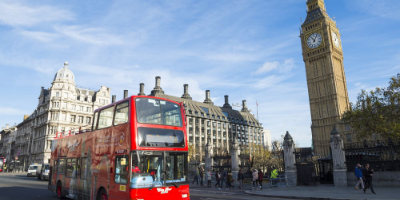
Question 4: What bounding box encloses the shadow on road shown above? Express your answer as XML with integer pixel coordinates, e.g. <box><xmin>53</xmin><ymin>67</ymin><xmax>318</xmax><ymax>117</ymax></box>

<box><xmin>0</xmin><ymin>186</ymin><xmax>57</xmax><ymax>200</ymax></box>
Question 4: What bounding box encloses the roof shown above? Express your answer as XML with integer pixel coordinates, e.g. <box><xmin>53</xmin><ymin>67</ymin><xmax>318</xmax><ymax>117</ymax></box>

<box><xmin>303</xmin><ymin>8</ymin><xmax>325</xmax><ymax>25</ymax></box>
<box><xmin>152</xmin><ymin>93</ymin><xmax>262</xmax><ymax>128</ymax></box>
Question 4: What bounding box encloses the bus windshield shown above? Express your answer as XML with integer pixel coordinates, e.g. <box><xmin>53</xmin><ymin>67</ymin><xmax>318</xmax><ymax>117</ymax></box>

<box><xmin>136</xmin><ymin>98</ymin><xmax>182</xmax><ymax>127</ymax></box>
<box><xmin>0</xmin><ymin>158</ymin><xmax>3</xmax><ymax>166</ymax></box>
<box><xmin>130</xmin><ymin>151</ymin><xmax>188</xmax><ymax>189</ymax></box>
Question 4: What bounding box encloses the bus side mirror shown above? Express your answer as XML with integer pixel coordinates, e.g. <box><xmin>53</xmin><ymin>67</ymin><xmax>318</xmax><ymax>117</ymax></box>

<box><xmin>110</xmin><ymin>167</ymin><xmax>113</xmax><ymax>174</ymax></box>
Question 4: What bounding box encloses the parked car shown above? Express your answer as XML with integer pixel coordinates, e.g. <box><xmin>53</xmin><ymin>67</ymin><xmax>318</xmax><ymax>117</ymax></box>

<box><xmin>27</xmin><ymin>164</ymin><xmax>39</xmax><ymax>177</ymax></box>
<box><xmin>37</xmin><ymin>163</ymin><xmax>50</xmax><ymax>180</ymax></box>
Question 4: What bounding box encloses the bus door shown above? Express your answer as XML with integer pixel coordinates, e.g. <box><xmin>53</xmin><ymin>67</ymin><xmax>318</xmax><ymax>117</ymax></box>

<box><xmin>64</xmin><ymin>158</ymin><xmax>77</xmax><ymax>198</ymax></box>
<box><xmin>110</xmin><ymin>155</ymin><xmax>130</xmax><ymax>199</ymax></box>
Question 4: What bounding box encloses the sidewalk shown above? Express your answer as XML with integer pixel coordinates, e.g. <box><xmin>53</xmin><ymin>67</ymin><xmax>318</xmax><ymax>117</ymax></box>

<box><xmin>245</xmin><ymin>185</ymin><xmax>398</xmax><ymax>200</ymax></box>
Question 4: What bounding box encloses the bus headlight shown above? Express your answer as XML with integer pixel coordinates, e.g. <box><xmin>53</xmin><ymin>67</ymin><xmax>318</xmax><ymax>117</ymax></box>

<box><xmin>182</xmin><ymin>194</ymin><xmax>189</xmax><ymax>198</ymax></box>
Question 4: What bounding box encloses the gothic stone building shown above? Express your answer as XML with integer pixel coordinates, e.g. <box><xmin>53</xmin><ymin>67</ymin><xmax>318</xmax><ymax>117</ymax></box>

<box><xmin>142</xmin><ymin>76</ymin><xmax>265</xmax><ymax>161</ymax></box>
<box><xmin>17</xmin><ymin>62</ymin><xmax>111</xmax><ymax>164</ymax></box>
<box><xmin>300</xmin><ymin>0</ymin><xmax>352</xmax><ymax>156</ymax></box>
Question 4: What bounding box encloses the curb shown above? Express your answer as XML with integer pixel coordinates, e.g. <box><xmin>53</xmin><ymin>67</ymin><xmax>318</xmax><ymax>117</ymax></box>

<box><xmin>244</xmin><ymin>191</ymin><xmax>363</xmax><ymax>200</ymax></box>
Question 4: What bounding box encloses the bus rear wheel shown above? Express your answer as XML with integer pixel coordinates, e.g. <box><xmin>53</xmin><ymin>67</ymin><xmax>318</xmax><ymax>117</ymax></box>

<box><xmin>57</xmin><ymin>183</ymin><xmax>64</xmax><ymax>199</ymax></box>
<box><xmin>98</xmin><ymin>189</ymin><xmax>108</xmax><ymax>200</ymax></box>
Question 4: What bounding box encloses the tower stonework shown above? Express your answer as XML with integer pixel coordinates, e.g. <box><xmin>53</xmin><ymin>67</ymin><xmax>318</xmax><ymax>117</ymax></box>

<box><xmin>300</xmin><ymin>0</ymin><xmax>350</xmax><ymax>156</ymax></box>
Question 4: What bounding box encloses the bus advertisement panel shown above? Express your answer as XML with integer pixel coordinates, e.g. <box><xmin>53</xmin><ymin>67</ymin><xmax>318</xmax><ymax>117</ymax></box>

<box><xmin>48</xmin><ymin>96</ymin><xmax>189</xmax><ymax>200</ymax></box>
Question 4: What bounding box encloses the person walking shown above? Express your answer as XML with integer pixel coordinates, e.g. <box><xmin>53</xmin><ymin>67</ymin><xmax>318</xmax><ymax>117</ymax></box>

<box><xmin>192</xmin><ymin>168</ymin><xmax>199</xmax><ymax>185</ymax></box>
<box><xmin>215</xmin><ymin>171</ymin><xmax>221</xmax><ymax>188</ymax></box>
<box><xmin>238</xmin><ymin>169</ymin><xmax>245</xmax><ymax>190</ymax></box>
<box><xmin>363</xmin><ymin>164</ymin><xmax>376</xmax><ymax>194</ymax></box>
<box><xmin>226</xmin><ymin>172</ymin><xmax>233</xmax><ymax>190</ymax></box>
<box><xmin>206</xmin><ymin>169</ymin><xmax>212</xmax><ymax>188</ymax></box>
<box><xmin>257</xmin><ymin>169</ymin><xmax>264</xmax><ymax>190</ymax></box>
<box><xmin>220</xmin><ymin>169</ymin><xmax>228</xmax><ymax>189</ymax></box>
<box><xmin>252</xmin><ymin>169</ymin><xmax>259</xmax><ymax>190</ymax></box>
<box><xmin>354</xmin><ymin>163</ymin><xmax>364</xmax><ymax>190</ymax></box>
<box><xmin>270</xmin><ymin>167</ymin><xmax>278</xmax><ymax>186</ymax></box>
<box><xmin>199</xmin><ymin>166</ymin><xmax>205</xmax><ymax>186</ymax></box>
<box><xmin>3</xmin><ymin>164</ymin><xmax>7</xmax><ymax>173</ymax></box>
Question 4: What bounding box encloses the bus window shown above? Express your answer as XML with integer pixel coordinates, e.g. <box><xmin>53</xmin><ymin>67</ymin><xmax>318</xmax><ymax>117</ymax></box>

<box><xmin>115</xmin><ymin>155</ymin><xmax>129</xmax><ymax>184</ymax></box>
<box><xmin>98</xmin><ymin>106</ymin><xmax>114</xmax><ymax>129</ymax></box>
<box><xmin>76</xmin><ymin>158</ymin><xmax>80</xmax><ymax>178</ymax></box>
<box><xmin>114</xmin><ymin>101</ymin><xmax>129</xmax><ymax>126</ymax></box>
<box><xmin>136</xmin><ymin>98</ymin><xmax>182</xmax><ymax>127</ymax></box>
<box><xmin>58</xmin><ymin>158</ymin><xmax>66</xmax><ymax>174</ymax></box>
<box><xmin>80</xmin><ymin>158</ymin><xmax>87</xmax><ymax>179</ymax></box>
<box><xmin>66</xmin><ymin>158</ymin><xmax>76</xmax><ymax>178</ymax></box>
<box><xmin>92</xmin><ymin>111</ymin><xmax>99</xmax><ymax>130</ymax></box>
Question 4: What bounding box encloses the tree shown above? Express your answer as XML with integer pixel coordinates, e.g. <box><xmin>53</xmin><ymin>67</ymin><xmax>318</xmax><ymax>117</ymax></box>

<box><xmin>252</xmin><ymin>145</ymin><xmax>271</xmax><ymax>173</ymax></box>
<box><xmin>342</xmin><ymin>74</ymin><xmax>400</xmax><ymax>141</ymax></box>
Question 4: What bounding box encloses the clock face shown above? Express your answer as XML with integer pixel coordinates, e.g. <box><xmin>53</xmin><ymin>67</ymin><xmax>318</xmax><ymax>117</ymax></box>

<box><xmin>332</xmin><ymin>31</ymin><xmax>340</xmax><ymax>47</ymax></box>
<box><xmin>307</xmin><ymin>33</ymin><xmax>322</xmax><ymax>49</ymax></box>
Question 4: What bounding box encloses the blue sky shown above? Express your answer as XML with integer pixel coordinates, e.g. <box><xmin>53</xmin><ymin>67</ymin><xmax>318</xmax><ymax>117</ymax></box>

<box><xmin>0</xmin><ymin>0</ymin><xmax>399</xmax><ymax>147</ymax></box>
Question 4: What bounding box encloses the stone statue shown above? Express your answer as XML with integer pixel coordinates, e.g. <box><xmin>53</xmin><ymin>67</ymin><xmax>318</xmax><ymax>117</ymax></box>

<box><xmin>329</xmin><ymin>126</ymin><xmax>348</xmax><ymax>187</ymax></box>
<box><xmin>282</xmin><ymin>131</ymin><xmax>297</xmax><ymax>186</ymax></box>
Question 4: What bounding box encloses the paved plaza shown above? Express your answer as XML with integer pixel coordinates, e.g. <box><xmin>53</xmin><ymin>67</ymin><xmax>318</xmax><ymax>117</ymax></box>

<box><xmin>245</xmin><ymin>185</ymin><xmax>399</xmax><ymax>200</ymax></box>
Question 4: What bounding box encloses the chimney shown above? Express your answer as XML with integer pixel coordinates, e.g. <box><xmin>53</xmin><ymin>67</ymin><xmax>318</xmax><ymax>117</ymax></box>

<box><xmin>112</xmin><ymin>95</ymin><xmax>116</xmax><ymax>103</ymax></box>
<box><xmin>181</xmin><ymin>84</ymin><xmax>192</xmax><ymax>100</ymax></box>
<box><xmin>223</xmin><ymin>95</ymin><xmax>232</xmax><ymax>109</ymax></box>
<box><xmin>123</xmin><ymin>90</ymin><xmax>128</xmax><ymax>99</ymax></box>
<box><xmin>241</xmin><ymin>100</ymin><xmax>249</xmax><ymax>112</ymax></box>
<box><xmin>150</xmin><ymin>76</ymin><xmax>164</xmax><ymax>96</ymax></box>
<box><xmin>203</xmin><ymin>90</ymin><xmax>213</xmax><ymax>105</ymax></box>
<box><xmin>6</xmin><ymin>124</ymin><xmax>9</xmax><ymax>129</ymax></box>
<box><xmin>138</xmin><ymin>83</ymin><xmax>146</xmax><ymax>96</ymax></box>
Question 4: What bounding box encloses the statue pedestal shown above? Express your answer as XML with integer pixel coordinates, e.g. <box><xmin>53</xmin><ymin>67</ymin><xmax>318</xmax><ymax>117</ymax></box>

<box><xmin>285</xmin><ymin>169</ymin><xmax>297</xmax><ymax>187</ymax></box>
<box><xmin>333</xmin><ymin>168</ymin><xmax>348</xmax><ymax>187</ymax></box>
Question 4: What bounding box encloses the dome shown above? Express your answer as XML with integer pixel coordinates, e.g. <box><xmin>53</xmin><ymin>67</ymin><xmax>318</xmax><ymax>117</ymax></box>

<box><xmin>53</xmin><ymin>61</ymin><xmax>75</xmax><ymax>84</ymax></box>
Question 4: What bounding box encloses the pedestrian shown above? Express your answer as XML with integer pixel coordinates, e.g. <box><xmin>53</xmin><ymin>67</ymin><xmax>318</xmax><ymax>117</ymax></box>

<box><xmin>238</xmin><ymin>169</ymin><xmax>245</xmax><ymax>190</ymax></box>
<box><xmin>270</xmin><ymin>167</ymin><xmax>278</xmax><ymax>186</ymax></box>
<box><xmin>354</xmin><ymin>163</ymin><xmax>364</xmax><ymax>190</ymax></box>
<box><xmin>192</xmin><ymin>168</ymin><xmax>199</xmax><ymax>185</ymax></box>
<box><xmin>252</xmin><ymin>169</ymin><xmax>258</xmax><ymax>190</ymax></box>
<box><xmin>363</xmin><ymin>163</ymin><xmax>376</xmax><ymax>194</ymax></box>
<box><xmin>226</xmin><ymin>172</ymin><xmax>233</xmax><ymax>190</ymax></box>
<box><xmin>199</xmin><ymin>166</ymin><xmax>205</xmax><ymax>186</ymax></box>
<box><xmin>215</xmin><ymin>171</ymin><xmax>221</xmax><ymax>188</ymax></box>
<box><xmin>3</xmin><ymin>164</ymin><xmax>7</xmax><ymax>173</ymax></box>
<box><xmin>257</xmin><ymin>169</ymin><xmax>264</xmax><ymax>190</ymax></box>
<box><xmin>220</xmin><ymin>169</ymin><xmax>228</xmax><ymax>189</ymax></box>
<box><xmin>206</xmin><ymin>169</ymin><xmax>212</xmax><ymax>188</ymax></box>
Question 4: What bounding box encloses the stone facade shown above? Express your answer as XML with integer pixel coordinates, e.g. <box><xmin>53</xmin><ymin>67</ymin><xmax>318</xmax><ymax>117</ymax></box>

<box><xmin>146</xmin><ymin>76</ymin><xmax>265</xmax><ymax>161</ymax></box>
<box><xmin>262</xmin><ymin>130</ymin><xmax>272</xmax><ymax>151</ymax></box>
<box><xmin>0</xmin><ymin>124</ymin><xmax>17</xmax><ymax>164</ymax></box>
<box><xmin>300</xmin><ymin>0</ymin><xmax>352</xmax><ymax>157</ymax></box>
<box><xmin>16</xmin><ymin>62</ymin><xmax>111</xmax><ymax>165</ymax></box>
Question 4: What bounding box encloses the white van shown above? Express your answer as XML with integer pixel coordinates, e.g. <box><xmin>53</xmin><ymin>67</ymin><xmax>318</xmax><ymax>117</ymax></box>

<box><xmin>27</xmin><ymin>164</ymin><xmax>39</xmax><ymax>177</ymax></box>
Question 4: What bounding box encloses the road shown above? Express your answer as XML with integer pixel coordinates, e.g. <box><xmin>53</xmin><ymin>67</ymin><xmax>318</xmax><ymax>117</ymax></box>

<box><xmin>0</xmin><ymin>173</ymin><xmax>295</xmax><ymax>200</ymax></box>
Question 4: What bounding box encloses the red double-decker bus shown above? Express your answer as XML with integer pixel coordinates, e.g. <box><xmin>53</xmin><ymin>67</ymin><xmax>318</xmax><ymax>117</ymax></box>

<box><xmin>48</xmin><ymin>96</ymin><xmax>189</xmax><ymax>200</ymax></box>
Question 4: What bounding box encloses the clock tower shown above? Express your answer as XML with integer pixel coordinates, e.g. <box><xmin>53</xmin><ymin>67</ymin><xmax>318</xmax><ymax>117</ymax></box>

<box><xmin>300</xmin><ymin>0</ymin><xmax>351</xmax><ymax>156</ymax></box>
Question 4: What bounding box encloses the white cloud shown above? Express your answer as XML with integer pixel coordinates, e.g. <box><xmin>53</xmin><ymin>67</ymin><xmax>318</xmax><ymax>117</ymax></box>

<box><xmin>54</xmin><ymin>25</ymin><xmax>125</xmax><ymax>46</ymax></box>
<box><xmin>256</xmin><ymin>59</ymin><xmax>295</xmax><ymax>74</ymax></box>
<box><xmin>0</xmin><ymin>1</ymin><xmax>73</xmax><ymax>27</ymax></box>
<box><xmin>18</xmin><ymin>30</ymin><xmax>59</xmax><ymax>42</ymax></box>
